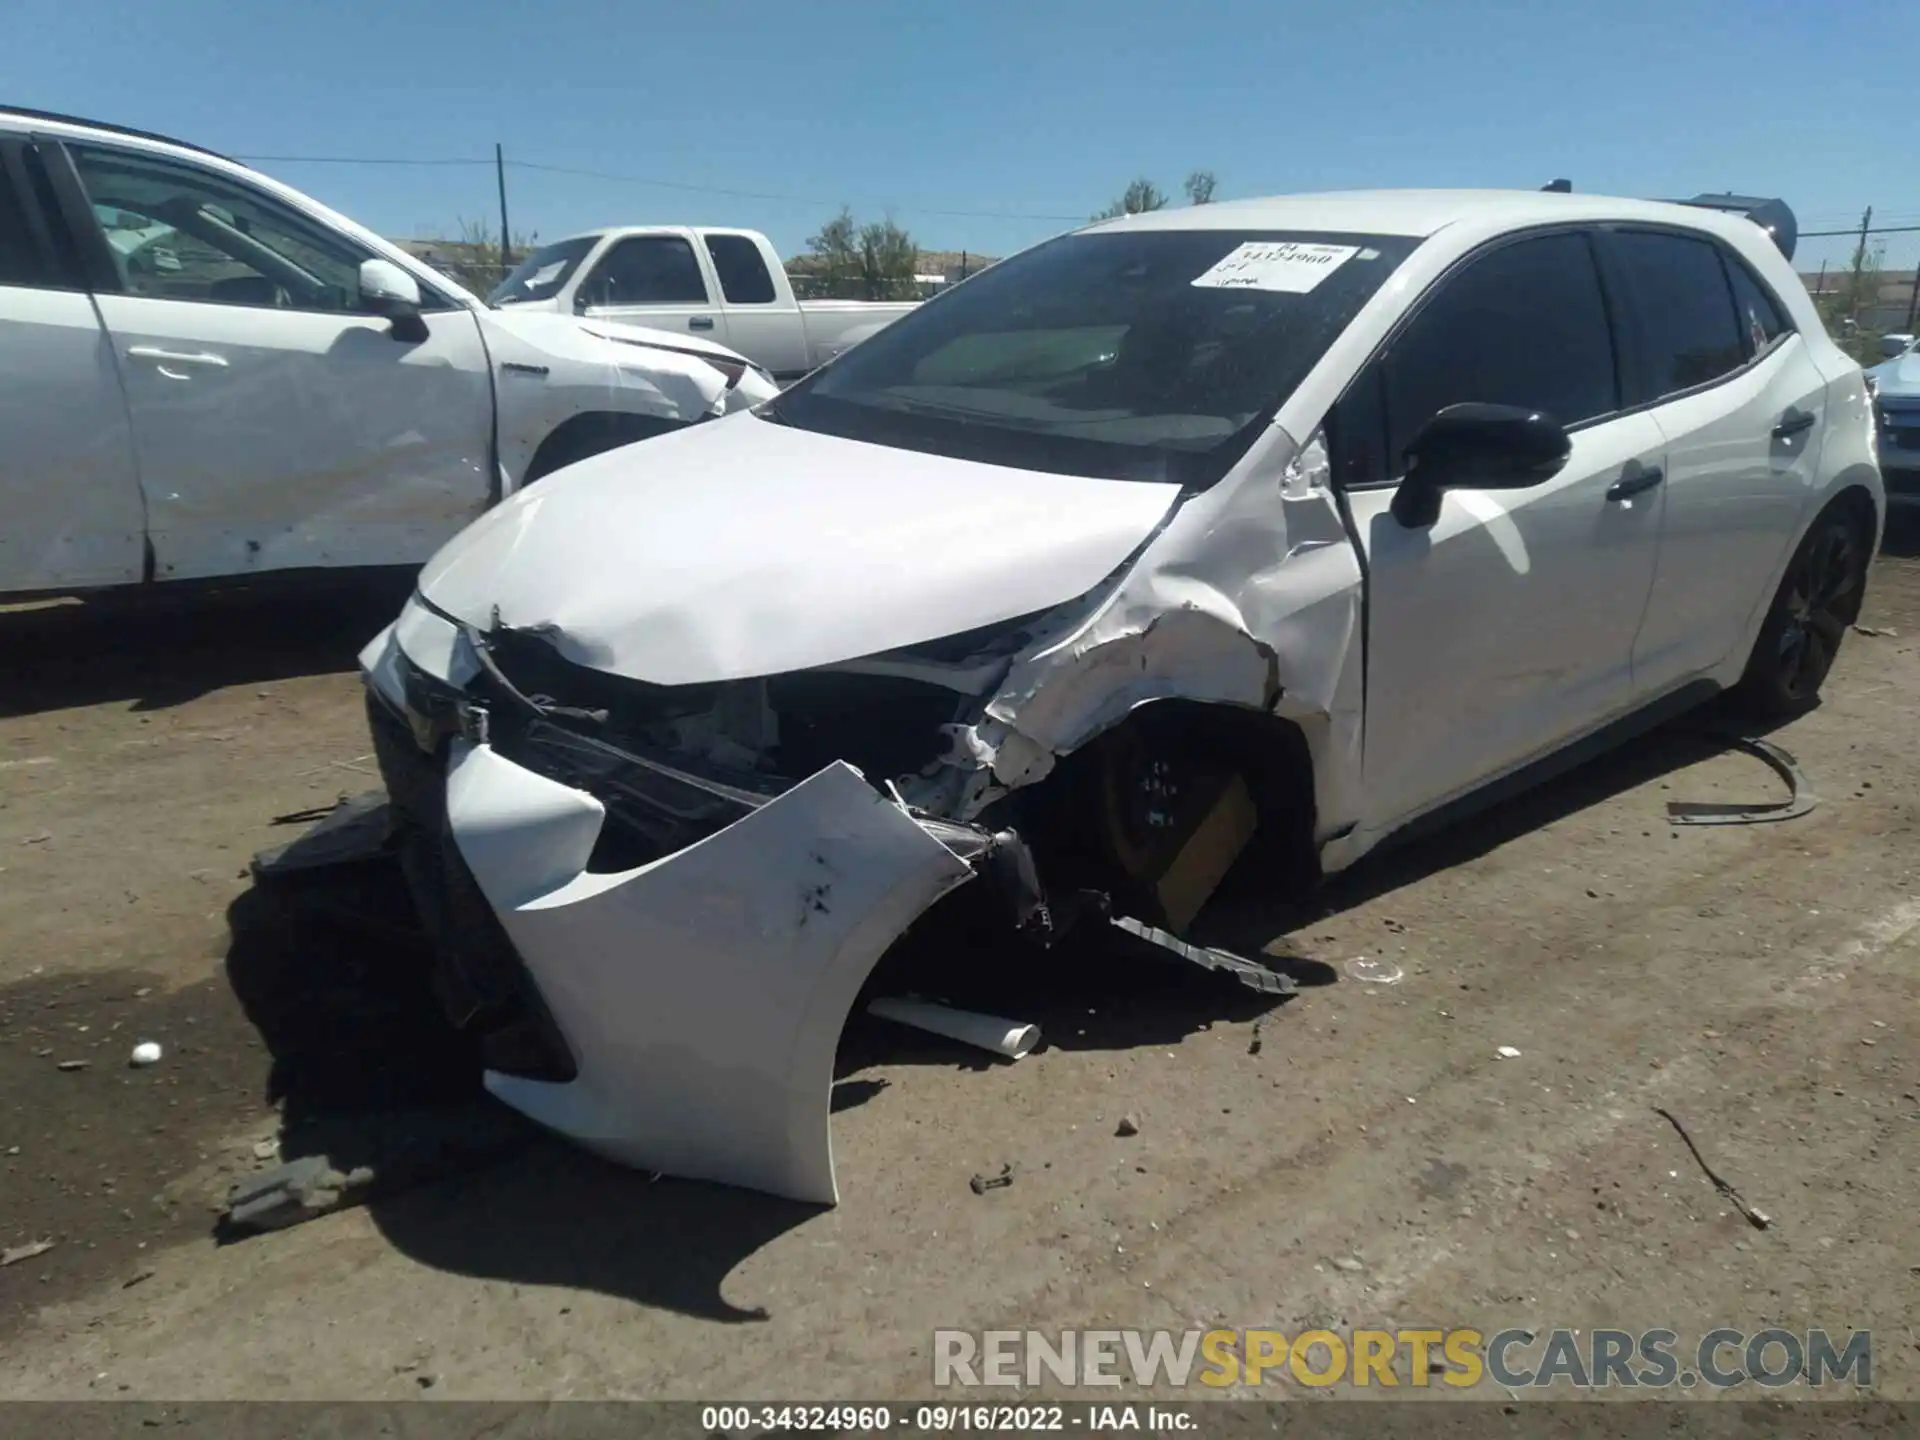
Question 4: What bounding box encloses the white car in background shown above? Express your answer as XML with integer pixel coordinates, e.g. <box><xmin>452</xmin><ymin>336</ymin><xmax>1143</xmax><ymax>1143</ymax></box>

<box><xmin>366</xmin><ymin>187</ymin><xmax>1881</xmax><ymax>1206</ymax></box>
<box><xmin>0</xmin><ymin>108</ymin><xmax>774</xmax><ymax>598</ymax></box>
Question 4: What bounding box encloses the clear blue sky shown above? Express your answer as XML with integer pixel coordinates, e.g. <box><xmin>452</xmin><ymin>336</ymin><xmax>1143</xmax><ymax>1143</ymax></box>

<box><xmin>7</xmin><ymin>0</ymin><xmax>1915</xmax><ymax>276</ymax></box>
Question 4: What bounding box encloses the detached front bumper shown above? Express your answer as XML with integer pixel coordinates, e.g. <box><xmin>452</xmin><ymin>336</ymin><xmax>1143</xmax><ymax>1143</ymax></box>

<box><xmin>360</xmin><ymin>603</ymin><xmax>1002</xmax><ymax>1204</ymax></box>
<box><xmin>446</xmin><ymin>741</ymin><xmax>974</xmax><ymax>1204</ymax></box>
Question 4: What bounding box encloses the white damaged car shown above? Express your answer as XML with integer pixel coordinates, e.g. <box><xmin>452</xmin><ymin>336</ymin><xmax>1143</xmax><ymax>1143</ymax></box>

<box><xmin>357</xmin><ymin>189</ymin><xmax>1882</xmax><ymax>1203</ymax></box>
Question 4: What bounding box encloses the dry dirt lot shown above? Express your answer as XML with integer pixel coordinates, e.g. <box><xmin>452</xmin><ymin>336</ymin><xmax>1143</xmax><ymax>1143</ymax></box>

<box><xmin>1</xmin><ymin>521</ymin><xmax>1917</xmax><ymax>1405</ymax></box>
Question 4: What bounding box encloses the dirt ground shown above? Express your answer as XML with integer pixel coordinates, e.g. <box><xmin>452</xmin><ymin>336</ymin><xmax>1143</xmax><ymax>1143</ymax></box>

<box><xmin>1</xmin><ymin>519</ymin><xmax>1917</xmax><ymax>1405</ymax></box>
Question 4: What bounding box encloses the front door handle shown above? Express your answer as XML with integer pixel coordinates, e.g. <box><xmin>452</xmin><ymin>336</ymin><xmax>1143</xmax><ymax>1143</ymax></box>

<box><xmin>1605</xmin><ymin>464</ymin><xmax>1664</xmax><ymax>502</ymax></box>
<box><xmin>688</xmin><ymin>316</ymin><xmax>715</xmax><ymax>331</ymax></box>
<box><xmin>127</xmin><ymin>346</ymin><xmax>229</xmax><ymax>369</ymax></box>
<box><xmin>1772</xmin><ymin>411</ymin><xmax>1816</xmax><ymax>440</ymax></box>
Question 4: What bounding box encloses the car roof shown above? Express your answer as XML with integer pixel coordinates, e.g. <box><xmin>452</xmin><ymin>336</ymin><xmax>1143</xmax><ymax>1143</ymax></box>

<box><xmin>0</xmin><ymin>105</ymin><xmax>231</xmax><ymax>161</ymax></box>
<box><xmin>1084</xmin><ymin>188</ymin><xmax>1748</xmax><ymax>239</ymax></box>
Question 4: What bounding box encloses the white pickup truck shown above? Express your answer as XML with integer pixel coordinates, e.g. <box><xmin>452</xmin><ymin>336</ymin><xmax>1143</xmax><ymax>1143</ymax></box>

<box><xmin>489</xmin><ymin>226</ymin><xmax>918</xmax><ymax>381</ymax></box>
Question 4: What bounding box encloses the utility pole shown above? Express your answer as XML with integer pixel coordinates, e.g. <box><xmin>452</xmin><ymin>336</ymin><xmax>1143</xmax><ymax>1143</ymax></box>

<box><xmin>495</xmin><ymin>143</ymin><xmax>512</xmax><ymax>279</ymax></box>
<box><xmin>1906</xmin><ymin>248</ymin><xmax>1920</xmax><ymax>334</ymax></box>
<box><xmin>1849</xmin><ymin>206</ymin><xmax>1872</xmax><ymax>327</ymax></box>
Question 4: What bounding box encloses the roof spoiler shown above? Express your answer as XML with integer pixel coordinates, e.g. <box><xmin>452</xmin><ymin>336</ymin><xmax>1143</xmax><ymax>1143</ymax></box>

<box><xmin>1670</xmin><ymin>194</ymin><xmax>1797</xmax><ymax>261</ymax></box>
<box><xmin>1539</xmin><ymin>182</ymin><xmax>1798</xmax><ymax>261</ymax></box>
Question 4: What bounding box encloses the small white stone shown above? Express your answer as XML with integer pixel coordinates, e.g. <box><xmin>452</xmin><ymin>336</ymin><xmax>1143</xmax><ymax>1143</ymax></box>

<box><xmin>1496</xmin><ymin>1045</ymin><xmax>1523</xmax><ymax>1059</ymax></box>
<box><xmin>129</xmin><ymin>1042</ymin><xmax>163</xmax><ymax>1068</ymax></box>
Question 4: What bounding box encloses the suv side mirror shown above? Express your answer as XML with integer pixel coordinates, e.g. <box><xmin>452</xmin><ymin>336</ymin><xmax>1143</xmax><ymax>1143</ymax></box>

<box><xmin>1390</xmin><ymin>403</ymin><xmax>1571</xmax><ymax>528</ymax></box>
<box><xmin>359</xmin><ymin>259</ymin><xmax>429</xmax><ymax>343</ymax></box>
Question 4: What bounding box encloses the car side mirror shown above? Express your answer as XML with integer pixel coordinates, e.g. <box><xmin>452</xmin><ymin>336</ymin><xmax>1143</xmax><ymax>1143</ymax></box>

<box><xmin>1390</xmin><ymin>403</ymin><xmax>1571</xmax><ymax>528</ymax></box>
<box><xmin>359</xmin><ymin>259</ymin><xmax>429</xmax><ymax>343</ymax></box>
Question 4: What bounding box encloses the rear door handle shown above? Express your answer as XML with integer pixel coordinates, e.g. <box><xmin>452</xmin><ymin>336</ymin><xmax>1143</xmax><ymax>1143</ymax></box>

<box><xmin>688</xmin><ymin>316</ymin><xmax>715</xmax><ymax>331</ymax></box>
<box><xmin>127</xmin><ymin>346</ymin><xmax>229</xmax><ymax>369</ymax></box>
<box><xmin>1772</xmin><ymin>411</ymin><xmax>1816</xmax><ymax>439</ymax></box>
<box><xmin>1605</xmin><ymin>465</ymin><xmax>1664</xmax><ymax>502</ymax></box>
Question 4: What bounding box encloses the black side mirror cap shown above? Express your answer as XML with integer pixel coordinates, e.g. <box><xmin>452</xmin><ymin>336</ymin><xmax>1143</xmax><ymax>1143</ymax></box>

<box><xmin>383</xmin><ymin>305</ymin><xmax>429</xmax><ymax>344</ymax></box>
<box><xmin>1390</xmin><ymin>403</ymin><xmax>1571</xmax><ymax>528</ymax></box>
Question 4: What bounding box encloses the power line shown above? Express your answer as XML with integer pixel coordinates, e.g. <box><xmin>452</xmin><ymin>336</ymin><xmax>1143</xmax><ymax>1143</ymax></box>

<box><xmin>1801</xmin><ymin>223</ymin><xmax>1920</xmax><ymax>238</ymax></box>
<box><xmin>505</xmin><ymin>159</ymin><xmax>1085</xmax><ymax>222</ymax></box>
<box><xmin>234</xmin><ymin>154</ymin><xmax>491</xmax><ymax>166</ymax></box>
<box><xmin>230</xmin><ymin>150</ymin><xmax>1086</xmax><ymax>222</ymax></box>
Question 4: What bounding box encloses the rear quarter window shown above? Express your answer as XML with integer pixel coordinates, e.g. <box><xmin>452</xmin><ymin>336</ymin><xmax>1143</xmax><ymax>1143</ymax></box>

<box><xmin>1610</xmin><ymin>230</ymin><xmax>1747</xmax><ymax>399</ymax></box>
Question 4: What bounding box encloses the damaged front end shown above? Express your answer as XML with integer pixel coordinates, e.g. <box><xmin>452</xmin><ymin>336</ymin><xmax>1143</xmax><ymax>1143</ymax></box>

<box><xmin>353</xmin><ymin>583</ymin><xmax>1296</xmax><ymax>1204</ymax></box>
<box><xmin>358</xmin><ymin>604</ymin><xmax>1081</xmax><ymax>1204</ymax></box>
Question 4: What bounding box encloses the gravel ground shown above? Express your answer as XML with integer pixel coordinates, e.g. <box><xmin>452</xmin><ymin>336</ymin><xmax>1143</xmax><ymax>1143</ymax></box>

<box><xmin>0</xmin><ymin>519</ymin><xmax>1916</xmax><ymax>1404</ymax></box>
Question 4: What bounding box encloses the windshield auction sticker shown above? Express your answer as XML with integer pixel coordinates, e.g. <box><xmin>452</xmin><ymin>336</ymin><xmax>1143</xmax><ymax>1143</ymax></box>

<box><xmin>1190</xmin><ymin>241</ymin><xmax>1360</xmax><ymax>293</ymax></box>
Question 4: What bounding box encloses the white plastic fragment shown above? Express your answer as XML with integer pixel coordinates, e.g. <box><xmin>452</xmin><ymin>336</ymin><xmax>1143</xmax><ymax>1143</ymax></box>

<box><xmin>868</xmin><ymin>997</ymin><xmax>1040</xmax><ymax>1061</ymax></box>
<box><xmin>1344</xmin><ymin>956</ymin><xmax>1404</xmax><ymax>985</ymax></box>
<box><xmin>1496</xmin><ymin>1045</ymin><xmax>1523</xmax><ymax>1060</ymax></box>
<box><xmin>129</xmin><ymin>1041</ymin><xmax>163</xmax><ymax>1067</ymax></box>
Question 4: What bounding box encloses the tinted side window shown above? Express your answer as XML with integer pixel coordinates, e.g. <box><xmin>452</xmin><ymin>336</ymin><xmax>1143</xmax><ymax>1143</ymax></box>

<box><xmin>1383</xmin><ymin>231</ymin><xmax>1618</xmax><ymax>464</ymax></box>
<box><xmin>584</xmin><ymin>236</ymin><xmax>708</xmax><ymax>306</ymax></box>
<box><xmin>1724</xmin><ymin>255</ymin><xmax>1789</xmax><ymax>358</ymax></box>
<box><xmin>1612</xmin><ymin>231</ymin><xmax>1746</xmax><ymax>397</ymax></box>
<box><xmin>705</xmin><ymin>234</ymin><xmax>776</xmax><ymax>304</ymax></box>
<box><xmin>68</xmin><ymin>144</ymin><xmax>376</xmax><ymax>314</ymax></box>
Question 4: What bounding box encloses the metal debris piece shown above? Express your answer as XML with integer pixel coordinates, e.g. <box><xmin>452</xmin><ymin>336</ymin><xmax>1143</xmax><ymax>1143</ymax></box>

<box><xmin>226</xmin><ymin>1155</ymin><xmax>375</xmax><ymax>1234</ymax></box>
<box><xmin>1</xmin><ymin>1239</ymin><xmax>56</xmax><ymax>1266</ymax></box>
<box><xmin>1496</xmin><ymin>1046</ymin><xmax>1522</xmax><ymax>1060</ymax></box>
<box><xmin>222</xmin><ymin>1105</ymin><xmax>536</xmax><ymax>1235</ymax></box>
<box><xmin>1654</xmin><ymin>1106</ymin><xmax>1771</xmax><ymax>1231</ymax></box>
<box><xmin>1115</xmin><ymin>1114</ymin><xmax>1141</xmax><ymax>1137</ymax></box>
<box><xmin>1852</xmin><ymin>625</ymin><xmax>1896</xmax><ymax>638</ymax></box>
<box><xmin>122</xmin><ymin>1269</ymin><xmax>156</xmax><ymax>1289</ymax></box>
<box><xmin>1109</xmin><ymin>916</ymin><xmax>1298</xmax><ymax>995</ymax></box>
<box><xmin>56</xmin><ymin>1059</ymin><xmax>89</xmax><ymax>1072</ymax></box>
<box><xmin>969</xmin><ymin>1163</ymin><xmax>1015</xmax><ymax>1194</ymax></box>
<box><xmin>252</xmin><ymin>790</ymin><xmax>395</xmax><ymax>878</ymax></box>
<box><xmin>1667</xmin><ymin>735</ymin><xmax>1814</xmax><ymax>827</ymax></box>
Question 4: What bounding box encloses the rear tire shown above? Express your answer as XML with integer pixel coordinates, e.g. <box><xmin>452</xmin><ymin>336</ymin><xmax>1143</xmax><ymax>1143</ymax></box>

<box><xmin>1731</xmin><ymin>503</ymin><xmax>1869</xmax><ymax>718</ymax></box>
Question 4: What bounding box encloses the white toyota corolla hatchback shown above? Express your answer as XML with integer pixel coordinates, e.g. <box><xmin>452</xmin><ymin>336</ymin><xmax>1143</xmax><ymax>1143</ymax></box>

<box><xmin>357</xmin><ymin>189</ymin><xmax>1883</xmax><ymax>1203</ymax></box>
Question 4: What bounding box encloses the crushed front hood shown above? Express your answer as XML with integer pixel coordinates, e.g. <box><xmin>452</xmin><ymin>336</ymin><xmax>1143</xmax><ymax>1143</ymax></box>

<box><xmin>416</xmin><ymin>416</ymin><xmax>1182</xmax><ymax>686</ymax></box>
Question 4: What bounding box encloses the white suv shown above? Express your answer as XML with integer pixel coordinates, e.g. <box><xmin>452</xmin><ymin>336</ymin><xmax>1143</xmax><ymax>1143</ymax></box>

<box><xmin>359</xmin><ymin>188</ymin><xmax>1883</xmax><ymax>1204</ymax></box>
<box><xmin>0</xmin><ymin>108</ymin><xmax>774</xmax><ymax>597</ymax></box>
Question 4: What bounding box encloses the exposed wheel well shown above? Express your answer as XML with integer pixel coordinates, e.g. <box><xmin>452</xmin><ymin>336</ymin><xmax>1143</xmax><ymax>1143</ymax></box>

<box><xmin>1000</xmin><ymin>698</ymin><xmax>1320</xmax><ymax>927</ymax></box>
<box><xmin>1829</xmin><ymin>483</ymin><xmax>1879</xmax><ymax>549</ymax></box>
<box><xmin>522</xmin><ymin>410</ymin><xmax>689</xmax><ymax>486</ymax></box>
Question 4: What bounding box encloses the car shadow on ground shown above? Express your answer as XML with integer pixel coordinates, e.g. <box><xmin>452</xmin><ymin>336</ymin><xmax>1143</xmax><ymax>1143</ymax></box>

<box><xmin>0</xmin><ymin>570</ymin><xmax>415</xmax><ymax>717</ymax></box>
<box><xmin>214</xmin><ymin>691</ymin><xmax>1809</xmax><ymax>1320</ymax></box>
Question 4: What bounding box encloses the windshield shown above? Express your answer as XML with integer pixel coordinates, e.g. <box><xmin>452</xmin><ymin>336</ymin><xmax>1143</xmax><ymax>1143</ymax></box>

<box><xmin>767</xmin><ymin>228</ymin><xmax>1420</xmax><ymax>485</ymax></box>
<box><xmin>489</xmin><ymin>235</ymin><xmax>598</xmax><ymax>305</ymax></box>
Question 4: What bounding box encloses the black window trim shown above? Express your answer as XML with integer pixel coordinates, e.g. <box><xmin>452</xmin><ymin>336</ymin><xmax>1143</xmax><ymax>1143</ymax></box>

<box><xmin>33</xmin><ymin>134</ymin><xmax>465</xmax><ymax>315</ymax></box>
<box><xmin>1327</xmin><ymin>219</ymin><xmax>1805</xmax><ymax>495</ymax></box>
<box><xmin>0</xmin><ymin>138</ymin><xmax>78</xmax><ymax>291</ymax></box>
<box><xmin>1589</xmin><ymin>222</ymin><xmax>1798</xmax><ymax>413</ymax></box>
<box><xmin>579</xmin><ymin>233</ymin><xmax>713</xmax><ymax>309</ymax></box>
<box><xmin>1328</xmin><ymin>222</ymin><xmax>1628</xmax><ymax>494</ymax></box>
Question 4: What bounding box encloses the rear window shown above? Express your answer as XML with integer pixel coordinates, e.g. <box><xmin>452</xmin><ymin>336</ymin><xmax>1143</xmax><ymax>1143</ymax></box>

<box><xmin>705</xmin><ymin>233</ymin><xmax>776</xmax><ymax>304</ymax></box>
<box><xmin>767</xmin><ymin>228</ymin><xmax>1421</xmax><ymax>486</ymax></box>
<box><xmin>1612</xmin><ymin>231</ymin><xmax>1747</xmax><ymax>398</ymax></box>
<box><xmin>1724</xmin><ymin>256</ymin><xmax>1790</xmax><ymax>358</ymax></box>
<box><xmin>490</xmin><ymin>236</ymin><xmax>597</xmax><ymax>305</ymax></box>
